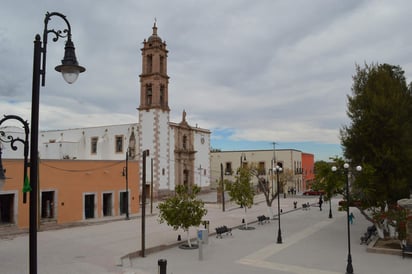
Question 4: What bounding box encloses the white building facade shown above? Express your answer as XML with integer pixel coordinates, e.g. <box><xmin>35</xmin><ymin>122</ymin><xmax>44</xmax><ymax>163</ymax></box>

<box><xmin>1</xmin><ymin>23</ymin><xmax>211</xmax><ymax>197</ymax></box>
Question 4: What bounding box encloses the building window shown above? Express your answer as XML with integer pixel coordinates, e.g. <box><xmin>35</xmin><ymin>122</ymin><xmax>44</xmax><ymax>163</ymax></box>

<box><xmin>225</xmin><ymin>162</ymin><xmax>232</xmax><ymax>175</ymax></box>
<box><xmin>146</xmin><ymin>55</ymin><xmax>152</xmax><ymax>73</ymax></box>
<box><xmin>160</xmin><ymin>55</ymin><xmax>164</xmax><ymax>73</ymax></box>
<box><xmin>91</xmin><ymin>137</ymin><xmax>98</xmax><ymax>154</ymax></box>
<box><xmin>258</xmin><ymin>161</ymin><xmax>266</xmax><ymax>175</ymax></box>
<box><xmin>146</xmin><ymin>84</ymin><xmax>152</xmax><ymax>106</ymax></box>
<box><xmin>115</xmin><ymin>135</ymin><xmax>123</xmax><ymax>153</ymax></box>
<box><xmin>182</xmin><ymin>135</ymin><xmax>187</xmax><ymax>150</ymax></box>
<box><xmin>160</xmin><ymin>85</ymin><xmax>165</xmax><ymax>106</ymax></box>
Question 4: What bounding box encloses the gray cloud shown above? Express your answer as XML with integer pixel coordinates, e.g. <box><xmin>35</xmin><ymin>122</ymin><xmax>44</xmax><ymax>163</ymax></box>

<box><xmin>1</xmin><ymin>0</ymin><xmax>412</xmax><ymax>152</ymax></box>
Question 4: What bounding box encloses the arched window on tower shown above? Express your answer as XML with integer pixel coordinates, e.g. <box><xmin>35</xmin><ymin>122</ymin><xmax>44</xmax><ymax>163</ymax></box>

<box><xmin>146</xmin><ymin>55</ymin><xmax>153</xmax><ymax>73</ymax></box>
<box><xmin>182</xmin><ymin>135</ymin><xmax>187</xmax><ymax>150</ymax></box>
<box><xmin>160</xmin><ymin>85</ymin><xmax>165</xmax><ymax>106</ymax></box>
<box><xmin>160</xmin><ymin>55</ymin><xmax>164</xmax><ymax>73</ymax></box>
<box><xmin>146</xmin><ymin>84</ymin><xmax>152</xmax><ymax>106</ymax></box>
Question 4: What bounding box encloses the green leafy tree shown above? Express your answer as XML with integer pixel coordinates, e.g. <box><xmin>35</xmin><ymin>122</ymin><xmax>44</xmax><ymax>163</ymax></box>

<box><xmin>158</xmin><ymin>185</ymin><xmax>207</xmax><ymax>247</ymax></box>
<box><xmin>225</xmin><ymin>167</ymin><xmax>254</xmax><ymax>228</ymax></box>
<box><xmin>313</xmin><ymin>158</ymin><xmax>346</xmax><ymax>218</ymax></box>
<box><xmin>341</xmin><ymin>63</ymin><xmax>412</xmax><ymax>236</ymax></box>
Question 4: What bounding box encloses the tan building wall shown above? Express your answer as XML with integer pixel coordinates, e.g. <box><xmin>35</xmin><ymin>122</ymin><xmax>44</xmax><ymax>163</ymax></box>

<box><xmin>0</xmin><ymin>159</ymin><xmax>140</xmax><ymax>228</ymax></box>
<box><xmin>210</xmin><ymin>149</ymin><xmax>310</xmax><ymax>192</ymax></box>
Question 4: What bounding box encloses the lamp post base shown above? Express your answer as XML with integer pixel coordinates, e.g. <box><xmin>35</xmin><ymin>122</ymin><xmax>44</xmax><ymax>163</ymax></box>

<box><xmin>346</xmin><ymin>254</ymin><xmax>353</xmax><ymax>274</ymax></box>
<box><xmin>277</xmin><ymin>229</ymin><xmax>282</xmax><ymax>244</ymax></box>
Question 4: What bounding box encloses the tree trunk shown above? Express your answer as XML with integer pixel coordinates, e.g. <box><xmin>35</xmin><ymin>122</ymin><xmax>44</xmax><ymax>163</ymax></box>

<box><xmin>186</xmin><ymin>229</ymin><xmax>191</xmax><ymax>247</ymax></box>
<box><xmin>244</xmin><ymin>207</ymin><xmax>248</xmax><ymax>229</ymax></box>
<box><xmin>267</xmin><ymin>205</ymin><xmax>274</xmax><ymax>219</ymax></box>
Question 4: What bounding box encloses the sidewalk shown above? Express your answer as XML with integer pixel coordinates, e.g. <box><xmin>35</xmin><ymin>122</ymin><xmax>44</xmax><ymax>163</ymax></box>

<box><xmin>2</xmin><ymin>193</ymin><xmax>409</xmax><ymax>274</ymax></box>
<box><xmin>124</xmin><ymin>196</ymin><xmax>412</xmax><ymax>274</ymax></box>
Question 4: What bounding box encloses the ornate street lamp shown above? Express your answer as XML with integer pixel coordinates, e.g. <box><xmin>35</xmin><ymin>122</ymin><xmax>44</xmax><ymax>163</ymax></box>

<box><xmin>274</xmin><ymin>165</ymin><xmax>283</xmax><ymax>244</ymax></box>
<box><xmin>0</xmin><ymin>115</ymin><xmax>30</xmax><ymax>199</ymax></box>
<box><xmin>29</xmin><ymin>11</ymin><xmax>85</xmax><ymax>274</ymax></box>
<box><xmin>331</xmin><ymin>163</ymin><xmax>362</xmax><ymax>274</ymax></box>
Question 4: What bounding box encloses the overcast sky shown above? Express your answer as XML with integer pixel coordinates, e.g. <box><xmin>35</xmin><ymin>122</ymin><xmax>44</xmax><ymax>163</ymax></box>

<box><xmin>1</xmin><ymin>0</ymin><xmax>412</xmax><ymax>161</ymax></box>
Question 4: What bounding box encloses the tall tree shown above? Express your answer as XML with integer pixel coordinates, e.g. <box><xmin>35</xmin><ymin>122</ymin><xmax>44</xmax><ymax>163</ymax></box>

<box><xmin>340</xmin><ymin>63</ymin><xmax>412</xmax><ymax>232</ymax></box>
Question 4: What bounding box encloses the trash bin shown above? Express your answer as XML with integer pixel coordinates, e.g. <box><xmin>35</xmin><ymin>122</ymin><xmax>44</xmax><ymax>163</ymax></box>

<box><xmin>202</xmin><ymin>220</ymin><xmax>210</xmax><ymax>233</ymax></box>
<box><xmin>197</xmin><ymin>228</ymin><xmax>208</xmax><ymax>244</ymax></box>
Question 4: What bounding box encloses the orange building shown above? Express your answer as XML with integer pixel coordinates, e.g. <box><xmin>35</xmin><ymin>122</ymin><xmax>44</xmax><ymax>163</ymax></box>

<box><xmin>0</xmin><ymin>159</ymin><xmax>139</xmax><ymax>228</ymax></box>
<box><xmin>302</xmin><ymin>153</ymin><xmax>315</xmax><ymax>190</ymax></box>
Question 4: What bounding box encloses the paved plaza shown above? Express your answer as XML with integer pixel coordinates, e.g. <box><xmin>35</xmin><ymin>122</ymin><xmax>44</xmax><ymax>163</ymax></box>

<box><xmin>0</xmin><ymin>193</ymin><xmax>411</xmax><ymax>273</ymax></box>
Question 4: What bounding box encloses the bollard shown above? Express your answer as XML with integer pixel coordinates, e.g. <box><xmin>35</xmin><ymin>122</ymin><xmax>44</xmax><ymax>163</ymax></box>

<box><xmin>198</xmin><ymin>237</ymin><xmax>203</xmax><ymax>260</ymax></box>
<box><xmin>158</xmin><ymin>259</ymin><xmax>167</xmax><ymax>274</ymax></box>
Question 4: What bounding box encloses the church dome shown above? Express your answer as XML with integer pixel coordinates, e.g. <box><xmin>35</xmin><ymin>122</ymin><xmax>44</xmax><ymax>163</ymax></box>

<box><xmin>148</xmin><ymin>22</ymin><xmax>162</xmax><ymax>43</ymax></box>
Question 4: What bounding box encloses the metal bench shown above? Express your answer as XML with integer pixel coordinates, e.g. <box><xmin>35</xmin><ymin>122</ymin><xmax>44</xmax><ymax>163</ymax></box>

<box><xmin>215</xmin><ymin>226</ymin><xmax>232</xmax><ymax>239</ymax></box>
<box><xmin>402</xmin><ymin>243</ymin><xmax>412</xmax><ymax>258</ymax></box>
<box><xmin>257</xmin><ymin>215</ymin><xmax>270</xmax><ymax>225</ymax></box>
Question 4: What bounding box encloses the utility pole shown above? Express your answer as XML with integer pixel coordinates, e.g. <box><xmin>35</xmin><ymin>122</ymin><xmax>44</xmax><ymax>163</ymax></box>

<box><xmin>125</xmin><ymin>149</ymin><xmax>129</xmax><ymax>220</ymax></box>
<box><xmin>272</xmin><ymin>142</ymin><xmax>276</xmax><ymax>196</ymax></box>
<box><xmin>221</xmin><ymin>163</ymin><xmax>225</xmax><ymax>212</ymax></box>
<box><xmin>141</xmin><ymin>149</ymin><xmax>149</xmax><ymax>257</ymax></box>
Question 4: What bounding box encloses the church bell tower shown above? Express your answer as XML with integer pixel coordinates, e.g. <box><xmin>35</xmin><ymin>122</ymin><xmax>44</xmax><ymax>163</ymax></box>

<box><xmin>138</xmin><ymin>22</ymin><xmax>171</xmax><ymax>196</ymax></box>
<box><xmin>138</xmin><ymin>22</ymin><xmax>170</xmax><ymax>111</ymax></box>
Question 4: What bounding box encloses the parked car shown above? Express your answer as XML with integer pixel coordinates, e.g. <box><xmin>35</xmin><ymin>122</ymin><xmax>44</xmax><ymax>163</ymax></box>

<box><xmin>302</xmin><ymin>189</ymin><xmax>325</xmax><ymax>196</ymax></box>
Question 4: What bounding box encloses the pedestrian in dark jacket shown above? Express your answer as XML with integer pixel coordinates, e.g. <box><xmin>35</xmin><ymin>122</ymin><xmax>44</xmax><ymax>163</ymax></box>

<box><xmin>319</xmin><ymin>195</ymin><xmax>323</xmax><ymax>211</ymax></box>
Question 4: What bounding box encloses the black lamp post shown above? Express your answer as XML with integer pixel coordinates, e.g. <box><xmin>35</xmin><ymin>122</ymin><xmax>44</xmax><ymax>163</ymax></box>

<box><xmin>122</xmin><ymin>149</ymin><xmax>130</xmax><ymax>220</ymax></box>
<box><xmin>331</xmin><ymin>163</ymin><xmax>362</xmax><ymax>274</ymax></box>
<box><xmin>328</xmin><ymin>198</ymin><xmax>333</xmax><ymax>219</ymax></box>
<box><xmin>275</xmin><ymin>165</ymin><xmax>283</xmax><ymax>244</ymax></box>
<box><xmin>29</xmin><ymin>12</ymin><xmax>85</xmax><ymax>274</ymax></box>
<box><xmin>141</xmin><ymin>149</ymin><xmax>149</xmax><ymax>257</ymax></box>
<box><xmin>0</xmin><ymin>115</ymin><xmax>30</xmax><ymax>199</ymax></box>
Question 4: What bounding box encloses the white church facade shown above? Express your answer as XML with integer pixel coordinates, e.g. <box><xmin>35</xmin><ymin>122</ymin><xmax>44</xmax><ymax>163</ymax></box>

<box><xmin>2</xmin><ymin>23</ymin><xmax>211</xmax><ymax>197</ymax></box>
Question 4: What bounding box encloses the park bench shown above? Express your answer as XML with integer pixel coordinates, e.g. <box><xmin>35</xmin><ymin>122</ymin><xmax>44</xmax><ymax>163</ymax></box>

<box><xmin>402</xmin><ymin>243</ymin><xmax>412</xmax><ymax>258</ymax></box>
<box><xmin>257</xmin><ymin>215</ymin><xmax>270</xmax><ymax>225</ymax></box>
<box><xmin>302</xmin><ymin>203</ymin><xmax>311</xmax><ymax>210</ymax></box>
<box><xmin>215</xmin><ymin>225</ymin><xmax>232</xmax><ymax>239</ymax></box>
<box><xmin>360</xmin><ymin>225</ymin><xmax>377</xmax><ymax>245</ymax></box>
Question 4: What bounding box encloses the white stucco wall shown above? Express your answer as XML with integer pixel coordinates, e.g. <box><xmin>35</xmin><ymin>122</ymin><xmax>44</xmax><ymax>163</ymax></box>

<box><xmin>38</xmin><ymin>124</ymin><xmax>138</xmax><ymax>160</ymax></box>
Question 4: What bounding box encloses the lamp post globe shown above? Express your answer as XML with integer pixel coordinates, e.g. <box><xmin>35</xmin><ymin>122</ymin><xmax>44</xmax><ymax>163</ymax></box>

<box><xmin>54</xmin><ymin>37</ymin><xmax>85</xmax><ymax>84</ymax></box>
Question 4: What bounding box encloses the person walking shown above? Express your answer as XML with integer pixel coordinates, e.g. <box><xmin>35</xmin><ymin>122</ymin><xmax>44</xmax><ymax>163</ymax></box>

<box><xmin>318</xmin><ymin>195</ymin><xmax>323</xmax><ymax>211</ymax></box>
<box><xmin>349</xmin><ymin>212</ymin><xmax>355</xmax><ymax>224</ymax></box>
